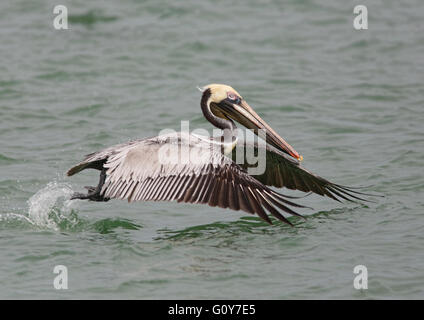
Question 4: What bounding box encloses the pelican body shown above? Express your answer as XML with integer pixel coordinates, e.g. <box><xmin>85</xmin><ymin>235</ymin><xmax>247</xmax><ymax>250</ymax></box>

<box><xmin>67</xmin><ymin>84</ymin><xmax>369</xmax><ymax>226</ymax></box>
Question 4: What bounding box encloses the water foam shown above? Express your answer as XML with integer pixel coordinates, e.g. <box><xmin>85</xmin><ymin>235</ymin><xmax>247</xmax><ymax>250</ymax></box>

<box><xmin>0</xmin><ymin>212</ymin><xmax>35</xmax><ymax>225</ymax></box>
<box><xmin>26</xmin><ymin>181</ymin><xmax>76</xmax><ymax>230</ymax></box>
<box><xmin>0</xmin><ymin>181</ymin><xmax>78</xmax><ymax>230</ymax></box>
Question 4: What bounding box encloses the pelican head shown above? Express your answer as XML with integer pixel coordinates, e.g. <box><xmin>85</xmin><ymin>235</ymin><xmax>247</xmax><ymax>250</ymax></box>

<box><xmin>201</xmin><ymin>83</ymin><xmax>302</xmax><ymax>161</ymax></box>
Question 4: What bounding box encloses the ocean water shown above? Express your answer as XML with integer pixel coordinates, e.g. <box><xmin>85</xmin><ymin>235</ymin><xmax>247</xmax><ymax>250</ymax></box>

<box><xmin>0</xmin><ymin>0</ymin><xmax>423</xmax><ymax>299</ymax></box>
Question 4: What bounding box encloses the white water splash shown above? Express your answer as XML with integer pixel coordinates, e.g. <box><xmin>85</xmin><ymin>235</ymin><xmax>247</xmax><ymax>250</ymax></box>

<box><xmin>26</xmin><ymin>181</ymin><xmax>76</xmax><ymax>230</ymax></box>
<box><xmin>0</xmin><ymin>212</ymin><xmax>35</xmax><ymax>225</ymax></box>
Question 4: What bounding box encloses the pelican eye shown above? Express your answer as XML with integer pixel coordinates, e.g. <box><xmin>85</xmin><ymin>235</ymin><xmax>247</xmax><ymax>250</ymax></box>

<box><xmin>227</xmin><ymin>92</ymin><xmax>241</xmax><ymax>104</ymax></box>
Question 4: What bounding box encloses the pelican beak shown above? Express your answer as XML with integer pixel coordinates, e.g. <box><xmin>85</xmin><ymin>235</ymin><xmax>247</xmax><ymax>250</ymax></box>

<box><xmin>215</xmin><ymin>98</ymin><xmax>302</xmax><ymax>161</ymax></box>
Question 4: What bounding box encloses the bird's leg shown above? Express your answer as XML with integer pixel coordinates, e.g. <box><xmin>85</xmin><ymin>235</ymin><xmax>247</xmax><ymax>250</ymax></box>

<box><xmin>70</xmin><ymin>169</ymin><xmax>110</xmax><ymax>202</ymax></box>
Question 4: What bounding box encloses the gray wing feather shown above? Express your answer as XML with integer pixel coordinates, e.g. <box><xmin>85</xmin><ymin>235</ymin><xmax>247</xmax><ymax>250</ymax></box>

<box><xmin>67</xmin><ymin>134</ymin><xmax>307</xmax><ymax>225</ymax></box>
<box><xmin>68</xmin><ymin>136</ymin><xmax>312</xmax><ymax>225</ymax></box>
<box><xmin>67</xmin><ymin>139</ymin><xmax>145</xmax><ymax>176</ymax></box>
<box><xmin>101</xmin><ymin>142</ymin><xmax>306</xmax><ymax>225</ymax></box>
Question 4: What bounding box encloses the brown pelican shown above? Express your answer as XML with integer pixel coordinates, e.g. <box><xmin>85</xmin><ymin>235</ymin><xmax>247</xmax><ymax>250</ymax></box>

<box><xmin>67</xmin><ymin>84</ymin><xmax>370</xmax><ymax>226</ymax></box>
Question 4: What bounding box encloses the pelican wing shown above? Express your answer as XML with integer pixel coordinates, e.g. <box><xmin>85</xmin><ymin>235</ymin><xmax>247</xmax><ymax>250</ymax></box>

<box><xmin>231</xmin><ymin>142</ymin><xmax>370</xmax><ymax>202</ymax></box>
<box><xmin>66</xmin><ymin>138</ymin><xmax>146</xmax><ymax>176</ymax></box>
<box><xmin>68</xmin><ymin>134</ymin><xmax>308</xmax><ymax>225</ymax></box>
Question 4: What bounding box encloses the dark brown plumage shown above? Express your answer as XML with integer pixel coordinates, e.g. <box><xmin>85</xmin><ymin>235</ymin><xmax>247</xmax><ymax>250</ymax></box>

<box><xmin>232</xmin><ymin>142</ymin><xmax>372</xmax><ymax>203</ymax></box>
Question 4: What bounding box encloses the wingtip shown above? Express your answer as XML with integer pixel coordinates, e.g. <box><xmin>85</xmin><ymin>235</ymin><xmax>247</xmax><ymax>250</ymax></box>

<box><xmin>66</xmin><ymin>167</ymin><xmax>77</xmax><ymax>176</ymax></box>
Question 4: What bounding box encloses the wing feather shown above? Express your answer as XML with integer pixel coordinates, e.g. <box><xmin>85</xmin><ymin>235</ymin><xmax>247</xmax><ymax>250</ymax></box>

<box><xmin>232</xmin><ymin>141</ymin><xmax>373</xmax><ymax>202</ymax></box>
<box><xmin>67</xmin><ymin>134</ymin><xmax>310</xmax><ymax>225</ymax></box>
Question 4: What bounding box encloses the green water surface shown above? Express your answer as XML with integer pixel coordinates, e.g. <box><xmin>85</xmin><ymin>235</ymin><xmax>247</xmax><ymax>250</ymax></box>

<box><xmin>0</xmin><ymin>0</ymin><xmax>423</xmax><ymax>299</ymax></box>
